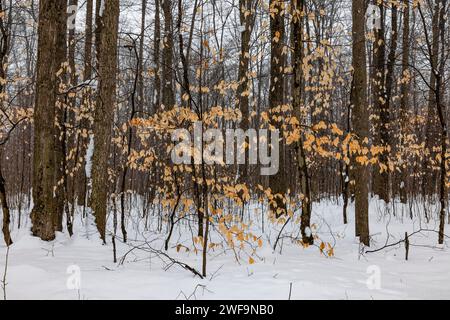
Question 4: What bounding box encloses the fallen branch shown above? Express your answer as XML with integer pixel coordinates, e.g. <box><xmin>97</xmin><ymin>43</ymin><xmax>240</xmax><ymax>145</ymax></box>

<box><xmin>365</xmin><ymin>229</ymin><xmax>449</xmax><ymax>254</ymax></box>
<box><xmin>158</xmin><ymin>250</ymin><xmax>204</xmax><ymax>279</ymax></box>
<box><xmin>117</xmin><ymin>237</ymin><xmax>204</xmax><ymax>279</ymax></box>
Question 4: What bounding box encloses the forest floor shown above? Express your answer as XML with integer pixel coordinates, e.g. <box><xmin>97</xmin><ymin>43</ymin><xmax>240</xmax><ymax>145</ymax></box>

<box><xmin>0</xmin><ymin>199</ymin><xmax>449</xmax><ymax>300</ymax></box>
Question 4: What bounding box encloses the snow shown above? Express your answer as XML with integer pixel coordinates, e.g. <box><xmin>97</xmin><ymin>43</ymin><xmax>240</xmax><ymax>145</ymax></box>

<box><xmin>99</xmin><ymin>0</ymin><xmax>105</xmax><ymax>18</ymax></box>
<box><xmin>1</xmin><ymin>198</ymin><xmax>450</xmax><ymax>300</ymax></box>
<box><xmin>85</xmin><ymin>134</ymin><xmax>94</xmax><ymax>180</ymax></box>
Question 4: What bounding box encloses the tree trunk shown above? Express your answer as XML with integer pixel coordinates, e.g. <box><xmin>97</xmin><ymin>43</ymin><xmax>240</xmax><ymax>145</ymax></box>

<box><xmin>75</xmin><ymin>0</ymin><xmax>94</xmax><ymax>209</ymax></box>
<box><xmin>91</xmin><ymin>0</ymin><xmax>120</xmax><ymax>243</ymax></box>
<box><xmin>138</xmin><ymin>0</ymin><xmax>147</xmax><ymax>113</ymax></box>
<box><xmin>237</xmin><ymin>0</ymin><xmax>255</xmax><ymax>181</ymax></box>
<box><xmin>399</xmin><ymin>0</ymin><xmax>410</xmax><ymax>204</ymax></box>
<box><xmin>153</xmin><ymin>0</ymin><xmax>161</xmax><ymax>112</ymax></box>
<box><xmin>0</xmin><ymin>2</ymin><xmax>12</xmax><ymax>246</ymax></box>
<box><xmin>436</xmin><ymin>0</ymin><xmax>447</xmax><ymax>245</ymax></box>
<box><xmin>161</xmin><ymin>0</ymin><xmax>175</xmax><ymax>108</ymax></box>
<box><xmin>31</xmin><ymin>0</ymin><xmax>67</xmax><ymax>241</ymax></box>
<box><xmin>292</xmin><ymin>0</ymin><xmax>313</xmax><ymax>245</ymax></box>
<box><xmin>382</xmin><ymin>2</ymin><xmax>399</xmax><ymax>201</ymax></box>
<box><xmin>53</xmin><ymin>0</ymin><xmax>69</xmax><ymax>233</ymax></box>
<box><xmin>0</xmin><ymin>151</ymin><xmax>12</xmax><ymax>246</ymax></box>
<box><xmin>352</xmin><ymin>0</ymin><xmax>370</xmax><ymax>246</ymax></box>
<box><xmin>268</xmin><ymin>0</ymin><xmax>287</xmax><ymax>218</ymax></box>
<box><xmin>372</xmin><ymin>1</ymin><xmax>390</xmax><ymax>203</ymax></box>
<box><xmin>423</xmin><ymin>0</ymin><xmax>441</xmax><ymax>197</ymax></box>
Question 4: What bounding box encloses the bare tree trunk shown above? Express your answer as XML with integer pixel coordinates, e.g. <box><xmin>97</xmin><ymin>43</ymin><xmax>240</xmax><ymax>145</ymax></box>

<box><xmin>436</xmin><ymin>0</ymin><xmax>447</xmax><ymax>245</ymax></box>
<box><xmin>372</xmin><ymin>1</ymin><xmax>390</xmax><ymax>203</ymax></box>
<box><xmin>342</xmin><ymin>91</ymin><xmax>352</xmax><ymax>225</ymax></box>
<box><xmin>31</xmin><ymin>0</ymin><xmax>67</xmax><ymax>241</ymax></box>
<box><xmin>53</xmin><ymin>0</ymin><xmax>68</xmax><ymax>233</ymax></box>
<box><xmin>383</xmin><ymin>2</ymin><xmax>398</xmax><ymax>197</ymax></box>
<box><xmin>237</xmin><ymin>0</ymin><xmax>255</xmax><ymax>180</ymax></box>
<box><xmin>153</xmin><ymin>0</ymin><xmax>161</xmax><ymax>112</ymax></box>
<box><xmin>68</xmin><ymin>0</ymin><xmax>78</xmax><ymax>87</ymax></box>
<box><xmin>399</xmin><ymin>0</ymin><xmax>410</xmax><ymax>204</ymax></box>
<box><xmin>268</xmin><ymin>0</ymin><xmax>287</xmax><ymax>218</ymax></box>
<box><xmin>177</xmin><ymin>0</ymin><xmax>204</xmax><ymax>237</ymax></box>
<box><xmin>423</xmin><ymin>0</ymin><xmax>441</xmax><ymax>197</ymax></box>
<box><xmin>75</xmin><ymin>0</ymin><xmax>93</xmax><ymax>210</ymax></box>
<box><xmin>0</xmin><ymin>150</ymin><xmax>11</xmax><ymax>246</ymax></box>
<box><xmin>379</xmin><ymin>2</ymin><xmax>399</xmax><ymax>201</ymax></box>
<box><xmin>385</xmin><ymin>3</ymin><xmax>398</xmax><ymax>121</ymax></box>
<box><xmin>161</xmin><ymin>0</ymin><xmax>175</xmax><ymax>108</ymax></box>
<box><xmin>118</xmin><ymin>38</ymin><xmax>141</xmax><ymax>243</ymax></box>
<box><xmin>65</xmin><ymin>0</ymin><xmax>79</xmax><ymax>236</ymax></box>
<box><xmin>138</xmin><ymin>0</ymin><xmax>147</xmax><ymax>113</ymax></box>
<box><xmin>292</xmin><ymin>0</ymin><xmax>313</xmax><ymax>245</ymax></box>
<box><xmin>352</xmin><ymin>0</ymin><xmax>370</xmax><ymax>246</ymax></box>
<box><xmin>0</xmin><ymin>1</ymin><xmax>12</xmax><ymax>246</ymax></box>
<box><xmin>91</xmin><ymin>0</ymin><xmax>120</xmax><ymax>243</ymax></box>
<box><xmin>418</xmin><ymin>0</ymin><xmax>447</xmax><ymax>243</ymax></box>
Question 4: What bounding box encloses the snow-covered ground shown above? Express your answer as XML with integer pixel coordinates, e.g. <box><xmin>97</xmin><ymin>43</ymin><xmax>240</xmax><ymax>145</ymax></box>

<box><xmin>1</xmin><ymin>198</ymin><xmax>449</xmax><ymax>300</ymax></box>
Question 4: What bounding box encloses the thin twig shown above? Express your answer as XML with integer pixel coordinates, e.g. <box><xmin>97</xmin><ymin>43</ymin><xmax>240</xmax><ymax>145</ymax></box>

<box><xmin>1</xmin><ymin>245</ymin><xmax>10</xmax><ymax>300</ymax></box>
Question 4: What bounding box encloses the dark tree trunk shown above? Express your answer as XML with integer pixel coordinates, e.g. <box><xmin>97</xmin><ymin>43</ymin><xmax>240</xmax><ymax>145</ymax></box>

<box><xmin>0</xmin><ymin>151</ymin><xmax>12</xmax><ymax>246</ymax></box>
<box><xmin>91</xmin><ymin>0</ymin><xmax>120</xmax><ymax>243</ymax></box>
<box><xmin>352</xmin><ymin>0</ymin><xmax>370</xmax><ymax>246</ymax></box>
<box><xmin>372</xmin><ymin>1</ymin><xmax>390</xmax><ymax>203</ymax></box>
<box><xmin>268</xmin><ymin>0</ymin><xmax>287</xmax><ymax>218</ymax></box>
<box><xmin>153</xmin><ymin>0</ymin><xmax>161</xmax><ymax>112</ymax></box>
<box><xmin>31</xmin><ymin>0</ymin><xmax>67</xmax><ymax>241</ymax></box>
<box><xmin>161</xmin><ymin>0</ymin><xmax>175</xmax><ymax>108</ymax></box>
<box><xmin>237</xmin><ymin>0</ymin><xmax>255</xmax><ymax>180</ymax></box>
<box><xmin>292</xmin><ymin>0</ymin><xmax>313</xmax><ymax>245</ymax></box>
<box><xmin>399</xmin><ymin>0</ymin><xmax>410</xmax><ymax>204</ymax></box>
